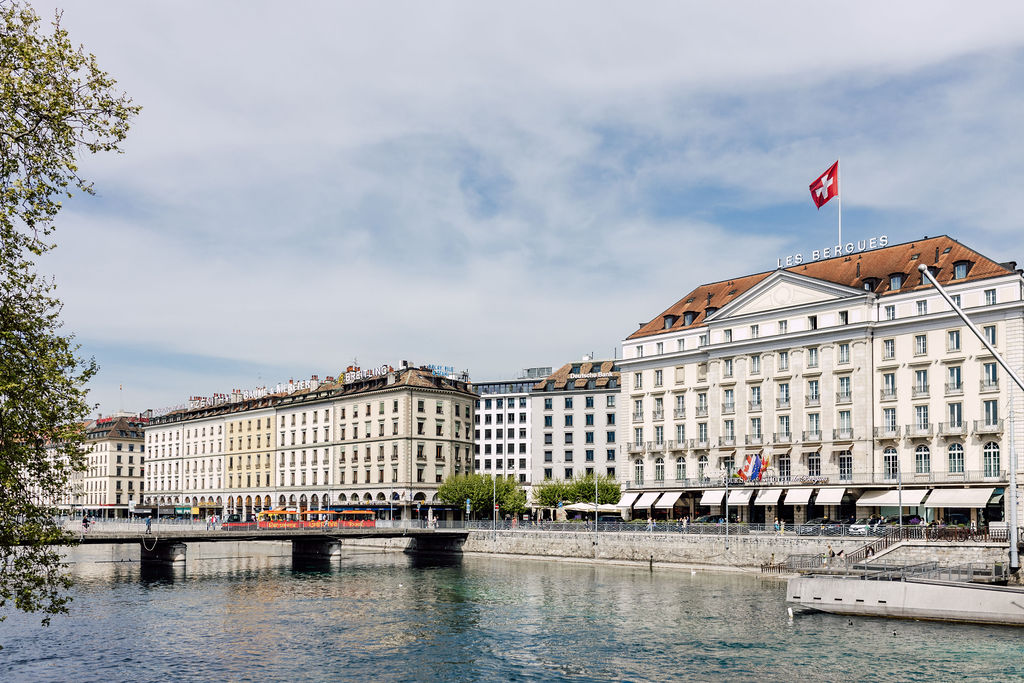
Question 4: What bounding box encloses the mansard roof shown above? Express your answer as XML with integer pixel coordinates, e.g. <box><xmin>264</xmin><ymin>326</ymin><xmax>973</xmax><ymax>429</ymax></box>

<box><xmin>627</xmin><ymin>235</ymin><xmax>1015</xmax><ymax>340</ymax></box>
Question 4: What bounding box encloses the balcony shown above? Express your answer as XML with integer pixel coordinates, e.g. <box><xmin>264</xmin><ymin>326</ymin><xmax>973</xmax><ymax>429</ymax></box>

<box><xmin>627</xmin><ymin>441</ymin><xmax>645</xmax><ymax>454</ymax></box>
<box><xmin>652</xmin><ymin>410</ymin><xmax>664</xmax><ymax>421</ymax></box>
<box><xmin>874</xmin><ymin>425</ymin><xmax>901</xmax><ymax>439</ymax></box>
<box><xmin>776</xmin><ymin>398</ymin><xmax>791</xmax><ymax>410</ymax></box>
<box><xmin>879</xmin><ymin>389</ymin><xmax>897</xmax><ymax>401</ymax></box>
<box><xmin>773</xmin><ymin>431</ymin><xmax>792</xmax><ymax>443</ymax></box>
<box><xmin>632</xmin><ymin>412</ymin><xmax>644</xmax><ymax>422</ymax></box>
<box><xmin>937</xmin><ymin>422</ymin><xmax>966</xmax><ymax>436</ymax></box>
<box><xmin>690</xmin><ymin>438</ymin><xmax>710</xmax><ymax>449</ymax></box>
<box><xmin>695</xmin><ymin>406</ymin><xmax>709</xmax><ymax>418</ymax></box>
<box><xmin>805</xmin><ymin>395</ymin><xmax>821</xmax><ymax>408</ymax></box>
<box><xmin>832</xmin><ymin>428</ymin><xmax>854</xmax><ymax>441</ymax></box>
<box><xmin>647</xmin><ymin>441</ymin><xmax>666</xmax><ymax>452</ymax></box>
<box><xmin>980</xmin><ymin>378</ymin><xmax>999</xmax><ymax>393</ymax></box>
<box><xmin>748</xmin><ymin>400</ymin><xmax>762</xmax><ymax>412</ymax></box>
<box><xmin>974</xmin><ymin>419</ymin><xmax>1004</xmax><ymax>434</ymax></box>
<box><xmin>802</xmin><ymin>430</ymin><xmax>822</xmax><ymax>443</ymax></box>
<box><xmin>911</xmin><ymin>384</ymin><xmax>930</xmax><ymax>399</ymax></box>
<box><xmin>945</xmin><ymin>381</ymin><xmax>963</xmax><ymax>396</ymax></box>
<box><xmin>666</xmin><ymin>440</ymin><xmax>686</xmax><ymax>451</ymax></box>
<box><xmin>744</xmin><ymin>434</ymin><xmax>764</xmax><ymax>446</ymax></box>
<box><xmin>718</xmin><ymin>436</ymin><xmax>737</xmax><ymax>447</ymax></box>
<box><xmin>905</xmin><ymin>423</ymin><xmax>933</xmax><ymax>438</ymax></box>
<box><xmin>721</xmin><ymin>402</ymin><xmax>735</xmax><ymax>415</ymax></box>
<box><xmin>674</xmin><ymin>409</ymin><xmax>686</xmax><ymax>419</ymax></box>
<box><xmin>835</xmin><ymin>391</ymin><xmax>852</xmax><ymax>405</ymax></box>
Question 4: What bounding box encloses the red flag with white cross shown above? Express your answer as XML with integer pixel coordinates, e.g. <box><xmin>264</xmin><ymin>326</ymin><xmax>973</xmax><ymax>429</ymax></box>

<box><xmin>809</xmin><ymin>161</ymin><xmax>839</xmax><ymax>209</ymax></box>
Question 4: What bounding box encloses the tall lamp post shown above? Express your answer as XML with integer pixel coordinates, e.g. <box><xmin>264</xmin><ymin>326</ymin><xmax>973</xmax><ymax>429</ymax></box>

<box><xmin>918</xmin><ymin>264</ymin><xmax>1019</xmax><ymax>570</ymax></box>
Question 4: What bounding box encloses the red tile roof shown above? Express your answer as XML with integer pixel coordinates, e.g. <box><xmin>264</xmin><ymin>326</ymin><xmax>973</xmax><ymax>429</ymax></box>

<box><xmin>628</xmin><ymin>235</ymin><xmax>1015</xmax><ymax>340</ymax></box>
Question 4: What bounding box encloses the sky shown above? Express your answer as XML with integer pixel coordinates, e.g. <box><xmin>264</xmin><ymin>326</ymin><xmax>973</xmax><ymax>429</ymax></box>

<box><xmin>27</xmin><ymin>1</ymin><xmax>1024</xmax><ymax>417</ymax></box>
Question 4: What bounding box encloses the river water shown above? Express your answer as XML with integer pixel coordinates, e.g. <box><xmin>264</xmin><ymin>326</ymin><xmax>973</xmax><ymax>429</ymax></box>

<box><xmin>0</xmin><ymin>545</ymin><xmax>1021</xmax><ymax>682</ymax></box>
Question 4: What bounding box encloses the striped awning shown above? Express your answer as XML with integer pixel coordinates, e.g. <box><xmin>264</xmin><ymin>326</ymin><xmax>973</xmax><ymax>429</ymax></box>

<box><xmin>616</xmin><ymin>492</ymin><xmax>640</xmax><ymax>508</ymax></box>
<box><xmin>856</xmin><ymin>488</ymin><xmax>929</xmax><ymax>507</ymax></box>
<box><xmin>726</xmin><ymin>489</ymin><xmax>754</xmax><ymax>505</ymax></box>
<box><xmin>654</xmin><ymin>491</ymin><xmax>684</xmax><ymax>509</ymax></box>
<box><xmin>634</xmin><ymin>491</ymin><xmax>662</xmax><ymax>508</ymax></box>
<box><xmin>923</xmin><ymin>488</ymin><xmax>995</xmax><ymax>508</ymax></box>
<box><xmin>754</xmin><ymin>489</ymin><xmax>784</xmax><ymax>506</ymax></box>
<box><xmin>700</xmin><ymin>489</ymin><xmax>725</xmax><ymax>506</ymax></box>
<box><xmin>815</xmin><ymin>488</ymin><xmax>846</xmax><ymax>505</ymax></box>
<box><xmin>784</xmin><ymin>488</ymin><xmax>813</xmax><ymax>505</ymax></box>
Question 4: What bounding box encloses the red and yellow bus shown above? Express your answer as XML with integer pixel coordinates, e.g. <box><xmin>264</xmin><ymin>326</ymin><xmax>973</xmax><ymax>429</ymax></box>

<box><xmin>254</xmin><ymin>509</ymin><xmax>376</xmax><ymax>529</ymax></box>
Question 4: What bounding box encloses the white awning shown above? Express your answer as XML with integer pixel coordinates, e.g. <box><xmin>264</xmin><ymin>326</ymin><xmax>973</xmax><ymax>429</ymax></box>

<box><xmin>784</xmin><ymin>488</ymin><xmax>813</xmax><ymax>505</ymax></box>
<box><xmin>616</xmin><ymin>492</ymin><xmax>640</xmax><ymax>508</ymax></box>
<box><xmin>726</xmin><ymin>489</ymin><xmax>754</xmax><ymax>505</ymax></box>
<box><xmin>924</xmin><ymin>488</ymin><xmax>995</xmax><ymax>509</ymax></box>
<box><xmin>856</xmin><ymin>488</ymin><xmax>929</xmax><ymax>507</ymax></box>
<box><xmin>655</xmin><ymin>491</ymin><xmax>684</xmax><ymax>509</ymax></box>
<box><xmin>815</xmin><ymin>487</ymin><xmax>846</xmax><ymax>505</ymax></box>
<box><xmin>634</xmin><ymin>491</ymin><xmax>662</xmax><ymax>508</ymax></box>
<box><xmin>754</xmin><ymin>489</ymin><xmax>784</xmax><ymax>506</ymax></box>
<box><xmin>700</xmin><ymin>489</ymin><xmax>725</xmax><ymax>506</ymax></box>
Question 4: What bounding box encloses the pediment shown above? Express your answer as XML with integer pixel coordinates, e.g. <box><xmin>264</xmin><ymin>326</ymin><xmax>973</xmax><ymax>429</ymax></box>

<box><xmin>711</xmin><ymin>271</ymin><xmax>867</xmax><ymax>320</ymax></box>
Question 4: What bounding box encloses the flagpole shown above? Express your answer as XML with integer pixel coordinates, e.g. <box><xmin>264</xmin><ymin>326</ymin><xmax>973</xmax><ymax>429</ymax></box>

<box><xmin>837</xmin><ymin>157</ymin><xmax>842</xmax><ymax>247</ymax></box>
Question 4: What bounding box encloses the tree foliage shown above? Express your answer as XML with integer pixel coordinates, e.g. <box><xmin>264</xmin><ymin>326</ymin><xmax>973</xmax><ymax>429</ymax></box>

<box><xmin>531</xmin><ymin>474</ymin><xmax>621</xmax><ymax>507</ymax></box>
<box><xmin>0</xmin><ymin>0</ymin><xmax>138</xmax><ymax>627</ymax></box>
<box><xmin>436</xmin><ymin>474</ymin><xmax>527</xmax><ymax>518</ymax></box>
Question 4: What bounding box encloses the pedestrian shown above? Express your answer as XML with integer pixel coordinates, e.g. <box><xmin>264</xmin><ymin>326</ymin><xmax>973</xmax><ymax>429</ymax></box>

<box><xmin>774</xmin><ymin>518</ymin><xmax>781</xmax><ymax>534</ymax></box>
<box><xmin>82</xmin><ymin>516</ymin><xmax>90</xmax><ymax>534</ymax></box>
<box><xmin>646</xmin><ymin>515</ymin><xmax>654</xmax><ymax>532</ymax></box>
<box><xmin>145</xmin><ymin>516</ymin><xmax>152</xmax><ymax>535</ymax></box>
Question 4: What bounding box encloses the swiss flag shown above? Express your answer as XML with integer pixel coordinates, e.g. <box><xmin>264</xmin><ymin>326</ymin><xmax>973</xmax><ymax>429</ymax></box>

<box><xmin>809</xmin><ymin>161</ymin><xmax>839</xmax><ymax>209</ymax></box>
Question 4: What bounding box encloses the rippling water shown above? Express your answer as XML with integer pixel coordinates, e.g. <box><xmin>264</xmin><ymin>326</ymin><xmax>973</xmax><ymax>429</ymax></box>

<box><xmin>1</xmin><ymin>545</ymin><xmax>1021</xmax><ymax>682</ymax></box>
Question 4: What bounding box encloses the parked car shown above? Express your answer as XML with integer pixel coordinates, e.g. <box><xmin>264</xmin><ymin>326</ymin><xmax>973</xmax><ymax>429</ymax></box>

<box><xmin>796</xmin><ymin>517</ymin><xmax>842</xmax><ymax>535</ymax></box>
<box><xmin>848</xmin><ymin>518</ymin><xmax>881</xmax><ymax>536</ymax></box>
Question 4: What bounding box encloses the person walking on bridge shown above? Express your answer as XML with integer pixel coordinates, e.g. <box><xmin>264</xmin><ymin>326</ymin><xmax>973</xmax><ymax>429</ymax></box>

<box><xmin>145</xmin><ymin>516</ymin><xmax>152</xmax><ymax>535</ymax></box>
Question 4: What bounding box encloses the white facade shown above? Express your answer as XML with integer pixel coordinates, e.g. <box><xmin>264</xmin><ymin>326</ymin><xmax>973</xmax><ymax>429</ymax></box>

<box><xmin>618</xmin><ymin>236</ymin><xmax>1024</xmax><ymax>527</ymax></box>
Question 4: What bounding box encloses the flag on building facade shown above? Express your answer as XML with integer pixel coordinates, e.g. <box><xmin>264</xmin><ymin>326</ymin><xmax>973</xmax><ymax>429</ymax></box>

<box><xmin>809</xmin><ymin>161</ymin><xmax>839</xmax><ymax>208</ymax></box>
<box><xmin>737</xmin><ymin>453</ymin><xmax>767</xmax><ymax>482</ymax></box>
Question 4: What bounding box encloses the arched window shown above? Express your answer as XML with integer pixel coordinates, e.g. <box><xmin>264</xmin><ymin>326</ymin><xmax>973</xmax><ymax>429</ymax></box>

<box><xmin>634</xmin><ymin>459</ymin><xmax>645</xmax><ymax>486</ymax></box>
<box><xmin>984</xmin><ymin>442</ymin><xmax>1000</xmax><ymax>478</ymax></box>
<box><xmin>676</xmin><ymin>457</ymin><xmax>686</xmax><ymax>481</ymax></box>
<box><xmin>914</xmin><ymin>444</ymin><xmax>930</xmax><ymax>474</ymax></box>
<box><xmin>947</xmin><ymin>443</ymin><xmax>964</xmax><ymax>474</ymax></box>
<box><xmin>698</xmin><ymin>455</ymin><xmax>708</xmax><ymax>479</ymax></box>
<box><xmin>654</xmin><ymin>458</ymin><xmax>665</xmax><ymax>481</ymax></box>
<box><xmin>883</xmin><ymin>447</ymin><xmax>898</xmax><ymax>480</ymax></box>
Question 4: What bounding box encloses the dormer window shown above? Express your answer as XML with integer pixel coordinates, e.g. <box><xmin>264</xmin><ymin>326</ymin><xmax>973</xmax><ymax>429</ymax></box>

<box><xmin>889</xmin><ymin>273</ymin><xmax>904</xmax><ymax>290</ymax></box>
<box><xmin>705</xmin><ymin>306</ymin><xmax>718</xmax><ymax>317</ymax></box>
<box><xmin>862</xmin><ymin>277</ymin><xmax>880</xmax><ymax>291</ymax></box>
<box><xmin>663</xmin><ymin>314</ymin><xmax>679</xmax><ymax>330</ymax></box>
<box><xmin>682</xmin><ymin>311</ymin><xmax>697</xmax><ymax>326</ymax></box>
<box><xmin>953</xmin><ymin>261</ymin><xmax>971</xmax><ymax>279</ymax></box>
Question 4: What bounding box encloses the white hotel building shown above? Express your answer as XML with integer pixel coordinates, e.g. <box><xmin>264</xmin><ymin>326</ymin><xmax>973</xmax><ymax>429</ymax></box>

<box><xmin>617</xmin><ymin>236</ymin><xmax>1022</xmax><ymax>527</ymax></box>
<box><xmin>472</xmin><ymin>367</ymin><xmax>550</xmax><ymax>489</ymax></box>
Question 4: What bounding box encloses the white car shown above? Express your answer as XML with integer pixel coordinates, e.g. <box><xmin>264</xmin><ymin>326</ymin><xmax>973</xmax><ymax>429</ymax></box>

<box><xmin>849</xmin><ymin>518</ymin><xmax>880</xmax><ymax>536</ymax></box>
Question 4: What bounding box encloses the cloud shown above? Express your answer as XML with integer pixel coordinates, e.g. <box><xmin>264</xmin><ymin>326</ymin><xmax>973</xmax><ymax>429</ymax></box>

<box><xmin>25</xmin><ymin>1</ymin><xmax>1024</xmax><ymax>413</ymax></box>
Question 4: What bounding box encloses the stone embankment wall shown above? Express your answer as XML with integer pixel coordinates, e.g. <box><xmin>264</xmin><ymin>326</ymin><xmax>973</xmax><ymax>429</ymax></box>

<box><xmin>874</xmin><ymin>541</ymin><xmax>1008</xmax><ymax>567</ymax></box>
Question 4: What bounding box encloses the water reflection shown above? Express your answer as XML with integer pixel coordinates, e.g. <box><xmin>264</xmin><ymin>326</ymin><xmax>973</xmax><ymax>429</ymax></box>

<box><xmin>0</xmin><ymin>550</ymin><xmax>1021</xmax><ymax>682</ymax></box>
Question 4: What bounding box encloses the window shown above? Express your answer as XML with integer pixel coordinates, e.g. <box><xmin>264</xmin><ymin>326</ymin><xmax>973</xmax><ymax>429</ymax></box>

<box><xmin>951</xmin><ymin>294</ymin><xmax>961</xmax><ymax>308</ymax></box>
<box><xmin>654</xmin><ymin>458</ymin><xmax>665</xmax><ymax>481</ymax></box>
<box><xmin>778</xmin><ymin>414</ymin><xmax>790</xmax><ymax>438</ymax></box>
<box><xmin>778</xmin><ymin>383</ymin><xmax>790</xmax><ymax>406</ymax></box>
<box><xmin>778</xmin><ymin>455</ymin><xmax>791</xmax><ymax>479</ymax></box>
<box><xmin>915</xmin><ymin>445</ymin><xmax>930</xmax><ymax>474</ymax></box>
<box><xmin>585</xmin><ymin>414</ymin><xmax>595</xmax><ymax>426</ymax></box>
<box><xmin>564</xmin><ymin>415</ymin><xmax>573</xmax><ymax>427</ymax></box>
<box><xmin>634</xmin><ymin>427</ymin><xmax>643</xmax><ymax>446</ymax></box>
<box><xmin>676</xmin><ymin>457</ymin><xmax>686</xmax><ymax>481</ymax></box>
<box><xmin>954</xmin><ymin>262</ymin><xmax>969</xmax><ymax>279</ymax></box>
<box><xmin>838</xmin><ymin>343</ymin><xmax>850</xmax><ymax>364</ymax></box>
<box><xmin>606</xmin><ymin>395</ymin><xmax>615</xmax><ymax>408</ymax></box>
<box><xmin>750</xmin><ymin>417</ymin><xmax>762</xmax><ymax>439</ymax></box>
<box><xmin>883</xmin><ymin>339</ymin><xmax>895</xmax><ymax>359</ymax></box>
<box><xmin>914</xmin><ymin>369</ymin><xmax>929</xmax><ymax>396</ymax></box>
<box><xmin>635</xmin><ymin>345</ymin><xmax>644</xmax><ymax>358</ymax></box>
<box><xmin>778</xmin><ymin>320</ymin><xmax>788</xmax><ymax>335</ymax></box>
<box><xmin>984</xmin><ymin>442</ymin><xmax>1000</xmax><ymax>478</ymax></box>
<box><xmin>984</xmin><ymin>325</ymin><xmax>996</xmax><ymax>345</ymax></box>
<box><xmin>807</xmin><ymin>379</ymin><xmax>819</xmax><ymax>402</ymax></box>
<box><xmin>884</xmin><ymin>305</ymin><xmax>896</xmax><ymax>321</ymax></box>
<box><xmin>750</xmin><ymin>324</ymin><xmax>759</xmax><ymax>338</ymax></box>
<box><xmin>806</xmin><ymin>348</ymin><xmax>818</xmax><ymax>368</ymax></box>
<box><xmin>544</xmin><ymin>451</ymin><xmax>552</xmax><ymax>463</ymax></box>
<box><xmin>807</xmin><ymin>453</ymin><xmax>820</xmax><ymax>477</ymax></box>
<box><xmin>948</xmin><ymin>402</ymin><xmax>962</xmax><ymax>428</ymax></box>
<box><xmin>675</xmin><ymin>424</ymin><xmax>685</xmax><ymax>442</ymax></box>
<box><xmin>564</xmin><ymin>450</ymin><xmax>573</xmax><ymax>462</ymax></box>
<box><xmin>838</xmin><ymin>451</ymin><xmax>852</xmax><ymax>481</ymax></box>
<box><xmin>723</xmin><ymin>358</ymin><xmax>733</xmax><ymax>377</ymax></box>
<box><xmin>884</xmin><ymin>447</ymin><xmax>899</xmax><ymax>480</ymax></box>
<box><xmin>724</xmin><ymin>329</ymin><xmax>733</xmax><ymax>343</ymax></box>
<box><xmin>915</xmin><ymin>405</ymin><xmax>929</xmax><ymax>430</ymax></box>
<box><xmin>947</xmin><ymin>443</ymin><xmax>964</xmax><ymax>474</ymax></box>
<box><xmin>883</xmin><ymin>407</ymin><xmax>896</xmax><ymax>430</ymax></box>
<box><xmin>838</xmin><ymin>311</ymin><xmax>848</xmax><ymax>325</ymax></box>
<box><xmin>837</xmin><ymin>376</ymin><xmax>851</xmax><ymax>400</ymax></box>
<box><xmin>985</xmin><ymin>288</ymin><xmax>996</xmax><ymax>306</ymax></box>
<box><xmin>634</xmin><ymin>372</ymin><xmax>643</xmax><ymax>390</ymax></box>
<box><xmin>947</xmin><ymin>329</ymin><xmax>961</xmax><ymax>351</ymax></box>
<box><xmin>890</xmin><ymin>274</ymin><xmax>903</xmax><ymax>289</ymax></box>
<box><xmin>544</xmin><ymin>398</ymin><xmax>552</xmax><ymax>410</ymax></box>
<box><xmin>750</xmin><ymin>355</ymin><xmax>761</xmax><ymax>374</ymax></box>
<box><xmin>984</xmin><ymin>400</ymin><xmax>999</xmax><ymax>426</ymax></box>
<box><xmin>983</xmin><ymin>362</ymin><xmax>998</xmax><ymax>389</ymax></box>
<box><xmin>634</xmin><ymin>459</ymin><xmax>644</xmax><ymax>485</ymax></box>
<box><xmin>916</xmin><ymin>300</ymin><xmax>928</xmax><ymax>316</ymax></box>
<box><xmin>656</xmin><ymin>342</ymin><xmax>664</xmax><ymax>355</ymax></box>
<box><xmin>914</xmin><ymin>334</ymin><xmax>927</xmax><ymax>355</ymax></box>
<box><xmin>654</xmin><ymin>369</ymin><xmax>663</xmax><ymax>387</ymax></box>
<box><xmin>808</xmin><ymin>315</ymin><xmax>818</xmax><ymax>330</ymax></box>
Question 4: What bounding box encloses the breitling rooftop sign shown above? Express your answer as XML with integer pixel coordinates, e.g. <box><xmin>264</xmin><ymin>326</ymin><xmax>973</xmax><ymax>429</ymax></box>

<box><xmin>777</xmin><ymin>234</ymin><xmax>888</xmax><ymax>268</ymax></box>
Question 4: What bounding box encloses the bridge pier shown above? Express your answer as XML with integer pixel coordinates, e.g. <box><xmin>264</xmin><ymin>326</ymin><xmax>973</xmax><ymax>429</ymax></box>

<box><xmin>140</xmin><ymin>541</ymin><xmax>187</xmax><ymax>565</ymax></box>
<box><xmin>292</xmin><ymin>538</ymin><xmax>343</xmax><ymax>562</ymax></box>
<box><xmin>408</xmin><ymin>535</ymin><xmax>465</xmax><ymax>554</ymax></box>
